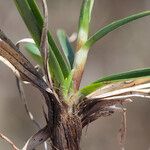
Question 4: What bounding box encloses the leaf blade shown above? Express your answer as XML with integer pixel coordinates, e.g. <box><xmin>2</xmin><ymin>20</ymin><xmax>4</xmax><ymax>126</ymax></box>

<box><xmin>22</xmin><ymin>126</ymin><xmax>49</xmax><ymax>150</ymax></box>
<box><xmin>80</xmin><ymin>68</ymin><xmax>150</xmax><ymax>96</ymax></box>
<box><xmin>62</xmin><ymin>71</ymin><xmax>74</xmax><ymax>100</ymax></box>
<box><xmin>25</xmin><ymin>43</ymin><xmax>64</xmax><ymax>86</ymax></box>
<box><xmin>84</xmin><ymin>11</ymin><xmax>150</xmax><ymax>49</ymax></box>
<box><xmin>76</xmin><ymin>0</ymin><xmax>94</xmax><ymax>50</ymax></box>
<box><xmin>13</xmin><ymin>0</ymin><xmax>41</xmax><ymax>45</ymax></box>
<box><xmin>0</xmin><ymin>33</ymin><xmax>50</xmax><ymax>93</ymax></box>
<box><xmin>14</xmin><ymin>0</ymin><xmax>66</xmax><ymax>86</ymax></box>
<box><xmin>26</xmin><ymin>0</ymin><xmax>70</xmax><ymax>78</ymax></box>
<box><xmin>57</xmin><ymin>30</ymin><xmax>74</xmax><ymax>68</ymax></box>
<box><xmin>25</xmin><ymin>43</ymin><xmax>43</xmax><ymax>65</ymax></box>
<box><xmin>74</xmin><ymin>11</ymin><xmax>150</xmax><ymax>91</ymax></box>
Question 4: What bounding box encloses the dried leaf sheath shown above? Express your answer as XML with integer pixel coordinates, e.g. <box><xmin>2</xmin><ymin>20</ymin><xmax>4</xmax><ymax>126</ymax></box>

<box><xmin>0</xmin><ymin>39</ymin><xmax>50</xmax><ymax>92</ymax></box>
<box><xmin>0</xmin><ymin>31</ymin><xmax>61</xmax><ymax>149</ymax></box>
<box><xmin>22</xmin><ymin>126</ymin><xmax>49</xmax><ymax>150</ymax></box>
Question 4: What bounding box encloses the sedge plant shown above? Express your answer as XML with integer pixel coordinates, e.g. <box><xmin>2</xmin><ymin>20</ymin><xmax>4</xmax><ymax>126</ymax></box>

<box><xmin>0</xmin><ymin>0</ymin><xmax>150</xmax><ymax>149</ymax></box>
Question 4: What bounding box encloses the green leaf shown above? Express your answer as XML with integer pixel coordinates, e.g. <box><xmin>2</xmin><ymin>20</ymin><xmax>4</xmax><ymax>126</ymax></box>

<box><xmin>57</xmin><ymin>30</ymin><xmax>74</xmax><ymax>68</ymax></box>
<box><xmin>76</xmin><ymin>0</ymin><xmax>94</xmax><ymax>50</ymax></box>
<box><xmin>62</xmin><ymin>71</ymin><xmax>74</xmax><ymax>100</ymax></box>
<box><xmin>25</xmin><ymin>43</ymin><xmax>42</xmax><ymax>65</ymax></box>
<box><xmin>80</xmin><ymin>68</ymin><xmax>150</xmax><ymax>96</ymax></box>
<box><xmin>25</xmin><ymin>43</ymin><xmax>64</xmax><ymax>86</ymax></box>
<box><xmin>73</xmin><ymin>11</ymin><xmax>150</xmax><ymax>91</ymax></box>
<box><xmin>84</xmin><ymin>11</ymin><xmax>150</xmax><ymax>49</ymax></box>
<box><xmin>26</xmin><ymin>0</ymin><xmax>70</xmax><ymax>78</ymax></box>
<box><xmin>14</xmin><ymin>0</ymin><xmax>41</xmax><ymax>45</ymax></box>
<box><xmin>48</xmin><ymin>50</ymin><xmax>65</xmax><ymax>86</ymax></box>
<box><xmin>14</xmin><ymin>0</ymin><xmax>68</xmax><ymax>86</ymax></box>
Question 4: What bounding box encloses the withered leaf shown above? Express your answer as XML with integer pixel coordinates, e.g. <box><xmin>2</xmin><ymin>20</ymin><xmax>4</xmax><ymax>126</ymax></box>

<box><xmin>87</xmin><ymin>78</ymin><xmax>150</xmax><ymax>100</ymax></box>
<box><xmin>0</xmin><ymin>31</ymin><xmax>51</xmax><ymax>93</ymax></box>
<box><xmin>22</xmin><ymin>126</ymin><xmax>49</xmax><ymax>150</ymax></box>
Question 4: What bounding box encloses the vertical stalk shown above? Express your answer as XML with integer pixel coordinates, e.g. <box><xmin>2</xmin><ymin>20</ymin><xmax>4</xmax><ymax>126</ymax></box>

<box><xmin>50</xmin><ymin>106</ymin><xmax>82</xmax><ymax>150</ymax></box>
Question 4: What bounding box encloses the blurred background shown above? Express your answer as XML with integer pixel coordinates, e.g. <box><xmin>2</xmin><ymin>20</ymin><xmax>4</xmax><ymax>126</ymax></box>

<box><xmin>0</xmin><ymin>0</ymin><xmax>150</xmax><ymax>149</ymax></box>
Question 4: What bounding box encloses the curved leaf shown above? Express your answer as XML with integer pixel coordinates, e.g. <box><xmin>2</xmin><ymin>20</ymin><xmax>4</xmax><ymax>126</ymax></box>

<box><xmin>76</xmin><ymin>0</ymin><xmax>94</xmax><ymax>50</ymax></box>
<box><xmin>25</xmin><ymin>43</ymin><xmax>42</xmax><ymax>65</ymax></box>
<box><xmin>0</xmin><ymin>31</ymin><xmax>51</xmax><ymax>93</ymax></box>
<box><xmin>57</xmin><ymin>30</ymin><xmax>74</xmax><ymax>68</ymax></box>
<box><xmin>25</xmin><ymin>43</ymin><xmax>64</xmax><ymax>86</ymax></box>
<box><xmin>84</xmin><ymin>11</ymin><xmax>150</xmax><ymax>49</ymax></box>
<box><xmin>26</xmin><ymin>0</ymin><xmax>70</xmax><ymax>78</ymax></box>
<box><xmin>13</xmin><ymin>0</ymin><xmax>41</xmax><ymax>45</ymax></box>
<box><xmin>62</xmin><ymin>71</ymin><xmax>74</xmax><ymax>100</ymax></box>
<box><xmin>80</xmin><ymin>68</ymin><xmax>150</xmax><ymax>96</ymax></box>
<box><xmin>73</xmin><ymin>11</ymin><xmax>150</xmax><ymax>91</ymax></box>
<box><xmin>14</xmin><ymin>0</ymin><xmax>69</xmax><ymax>86</ymax></box>
<box><xmin>22</xmin><ymin>126</ymin><xmax>49</xmax><ymax>150</ymax></box>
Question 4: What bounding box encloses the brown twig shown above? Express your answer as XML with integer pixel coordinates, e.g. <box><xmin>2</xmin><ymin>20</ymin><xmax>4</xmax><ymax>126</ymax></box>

<box><xmin>0</xmin><ymin>132</ymin><xmax>19</xmax><ymax>150</ymax></box>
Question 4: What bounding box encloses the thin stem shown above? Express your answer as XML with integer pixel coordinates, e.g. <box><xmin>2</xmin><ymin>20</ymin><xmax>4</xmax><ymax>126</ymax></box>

<box><xmin>40</xmin><ymin>0</ymin><xmax>53</xmax><ymax>89</ymax></box>
<box><xmin>15</xmin><ymin>41</ymin><xmax>41</xmax><ymax>130</ymax></box>
<box><xmin>15</xmin><ymin>41</ymin><xmax>48</xmax><ymax>150</ymax></box>
<box><xmin>16</xmin><ymin>78</ymin><xmax>41</xmax><ymax>129</ymax></box>
<box><xmin>0</xmin><ymin>133</ymin><xmax>19</xmax><ymax>150</ymax></box>
<box><xmin>118</xmin><ymin>109</ymin><xmax>127</xmax><ymax>150</ymax></box>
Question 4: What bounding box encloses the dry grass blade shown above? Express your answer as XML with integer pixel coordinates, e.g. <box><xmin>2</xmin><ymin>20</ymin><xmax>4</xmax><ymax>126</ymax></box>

<box><xmin>0</xmin><ymin>132</ymin><xmax>19</xmax><ymax>150</ymax></box>
<box><xmin>15</xmin><ymin>40</ymin><xmax>48</xmax><ymax>149</ymax></box>
<box><xmin>16</xmin><ymin>78</ymin><xmax>48</xmax><ymax>150</ymax></box>
<box><xmin>78</xmin><ymin>96</ymin><xmax>131</xmax><ymax>127</ymax></box>
<box><xmin>0</xmin><ymin>31</ymin><xmax>61</xmax><ymax>148</ymax></box>
<box><xmin>16</xmin><ymin>78</ymin><xmax>41</xmax><ymax>129</ymax></box>
<box><xmin>79</xmin><ymin>78</ymin><xmax>150</xmax><ymax>127</ymax></box>
<box><xmin>16</xmin><ymin>71</ymin><xmax>48</xmax><ymax>150</ymax></box>
<box><xmin>0</xmin><ymin>30</ymin><xmax>51</xmax><ymax>93</ymax></box>
<box><xmin>92</xmin><ymin>82</ymin><xmax>150</xmax><ymax>100</ymax></box>
<box><xmin>87</xmin><ymin>78</ymin><xmax>150</xmax><ymax>100</ymax></box>
<box><xmin>118</xmin><ymin>109</ymin><xmax>127</xmax><ymax>150</ymax></box>
<box><xmin>40</xmin><ymin>0</ymin><xmax>53</xmax><ymax>89</ymax></box>
<box><xmin>22</xmin><ymin>126</ymin><xmax>49</xmax><ymax>150</ymax></box>
<box><xmin>15</xmin><ymin>40</ymin><xmax>41</xmax><ymax>130</ymax></box>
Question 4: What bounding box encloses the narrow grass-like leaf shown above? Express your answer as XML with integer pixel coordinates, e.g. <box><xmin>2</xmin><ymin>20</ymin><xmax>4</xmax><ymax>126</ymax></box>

<box><xmin>16</xmin><ymin>39</ymin><xmax>41</xmax><ymax>130</ymax></box>
<box><xmin>88</xmin><ymin>81</ymin><xmax>150</xmax><ymax>100</ymax></box>
<box><xmin>62</xmin><ymin>72</ymin><xmax>73</xmax><ymax>100</ymax></box>
<box><xmin>15</xmin><ymin>38</ymin><xmax>43</xmax><ymax>65</ymax></box>
<box><xmin>57</xmin><ymin>30</ymin><xmax>74</xmax><ymax>68</ymax></box>
<box><xmin>0</xmin><ymin>32</ymin><xmax>50</xmax><ymax>93</ymax></box>
<box><xmin>48</xmin><ymin>50</ymin><xmax>65</xmax><ymax>86</ymax></box>
<box><xmin>25</xmin><ymin>43</ymin><xmax>42</xmax><ymax>65</ymax></box>
<box><xmin>22</xmin><ymin>126</ymin><xmax>49</xmax><ymax>150</ymax></box>
<box><xmin>13</xmin><ymin>0</ymin><xmax>41</xmax><ymax>45</ymax></box>
<box><xmin>80</xmin><ymin>68</ymin><xmax>150</xmax><ymax>96</ymax></box>
<box><xmin>84</xmin><ymin>11</ymin><xmax>150</xmax><ymax>49</ymax></box>
<box><xmin>73</xmin><ymin>11</ymin><xmax>150</xmax><ymax>91</ymax></box>
<box><xmin>76</xmin><ymin>0</ymin><xmax>94</xmax><ymax>50</ymax></box>
<box><xmin>40</xmin><ymin>0</ymin><xmax>53</xmax><ymax>89</ymax></box>
<box><xmin>26</xmin><ymin>43</ymin><xmax>64</xmax><ymax>86</ymax></box>
<box><xmin>26</xmin><ymin>0</ymin><xmax>70</xmax><ymax>78</ymax></box>
<box><xmin>14</xmin><ymin>0</ymin><xmax>65</xmax><ymax>86</ymax></box>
